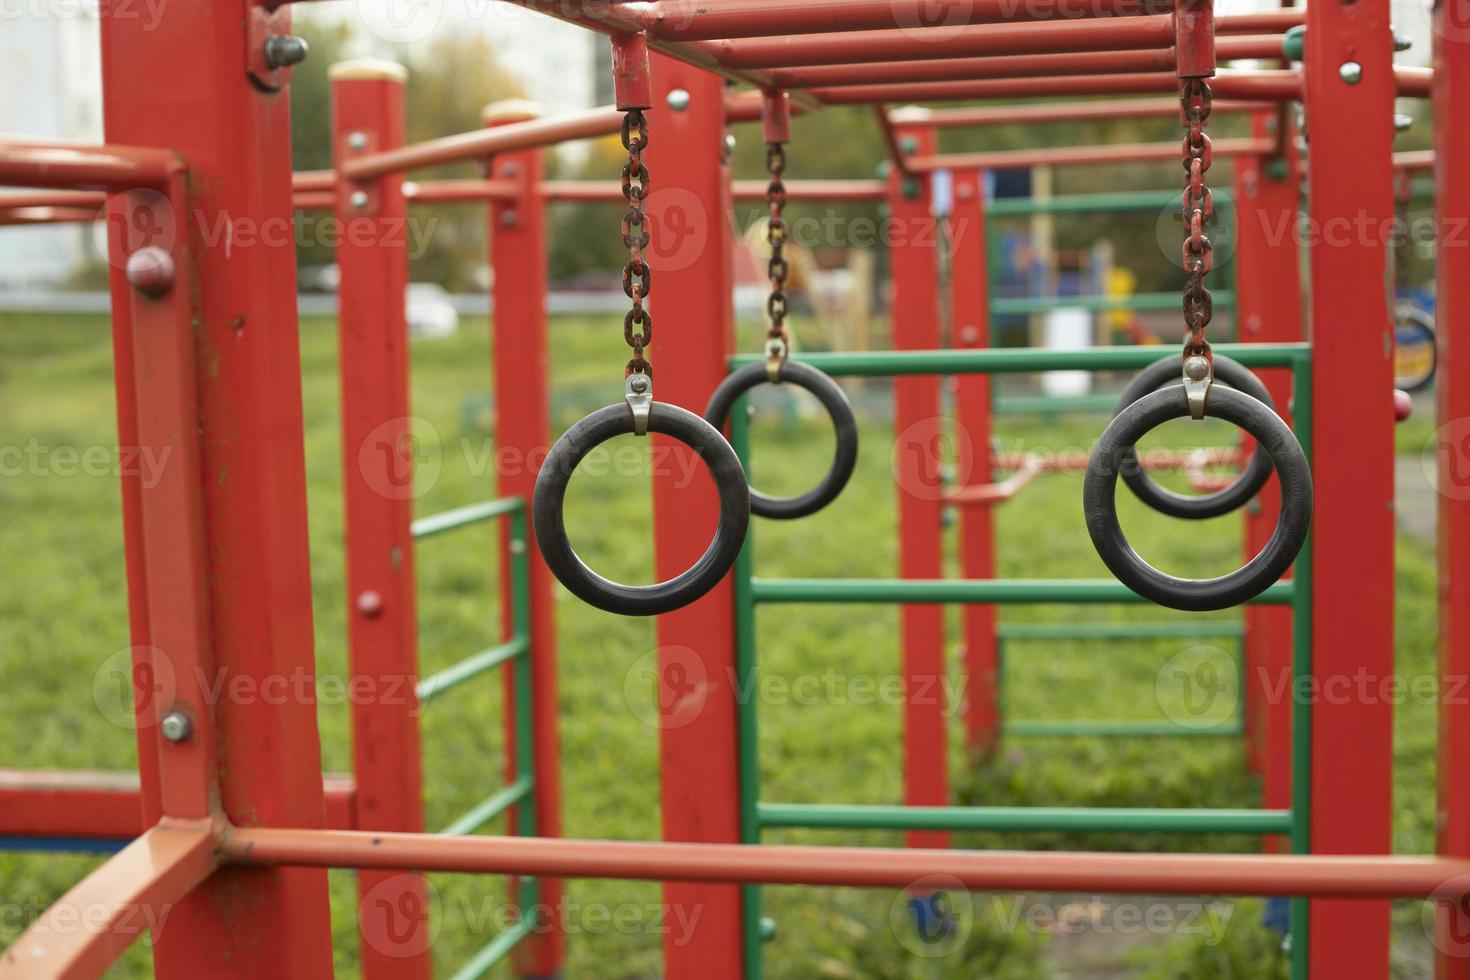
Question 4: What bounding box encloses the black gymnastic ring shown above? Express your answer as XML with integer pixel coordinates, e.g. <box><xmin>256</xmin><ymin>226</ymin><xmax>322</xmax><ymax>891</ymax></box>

<box><xmin>533</xmin><ymin>401</ymin><xmax>751</xmax><ymax>616</ymax></box>
<box><xmin>705</xmin><ymin>360</ymin><xmax>859</xmax><ymax>520</ymax></box>
<box><xmin>1084</xmin><ymin>385</ymin><xmax>1312</xmax><ymax>612</ymax></box>
<box><xmin>1112</xmin><ymin>353</ymin><xmax>1278</xmax><ymax>520</ymax></box>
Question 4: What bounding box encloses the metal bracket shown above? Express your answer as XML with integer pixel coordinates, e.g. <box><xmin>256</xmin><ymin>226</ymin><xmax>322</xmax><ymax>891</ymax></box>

<box><xmin>625</xmin><ymin>373</ymin><xmax>652</xmax><ymax>436</ymax></box>
<box><xmin>764</xmin><ymin>338</ymin><xmax>787</xmax><ymax>383</ymax></box>
<box><xmin>1183</xmin><ymin>353</ymin><xmax>1213</xmax><ymax>420</ymax></box>
<box><xmin>247</xmin><ymin>5</ymin><xmax>297</xmax><ymax>93</ymax></box>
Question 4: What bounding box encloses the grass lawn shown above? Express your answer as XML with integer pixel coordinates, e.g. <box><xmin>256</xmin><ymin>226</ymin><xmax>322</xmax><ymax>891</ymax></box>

<box><xmin>0</xmin><ymin>310</ymin><xmax>1444</xmax><ymax>978</ymax></box>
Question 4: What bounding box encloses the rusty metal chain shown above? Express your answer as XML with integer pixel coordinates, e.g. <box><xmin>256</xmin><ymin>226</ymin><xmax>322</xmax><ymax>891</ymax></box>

<box><xmin>765</xmin><ymin>141</ymin><xmax>790</xmax><ymax>373</ymax></box>
<box><xmin>1180</xmin><ymin>78</ymin><xmax>1215</xmax><ymax>360</ymax></box>
<box><xmin>621</xmin><ymin>109</ymin><xmax>652</xmax><ymax>377</ymax></box>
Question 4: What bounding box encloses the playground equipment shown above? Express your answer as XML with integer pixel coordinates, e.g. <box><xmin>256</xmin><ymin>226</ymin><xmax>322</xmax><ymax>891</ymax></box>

<box><xmin>0</xmin><ymin>1</ymin><xmax>1465</xmax><ymax>979</ymax></box>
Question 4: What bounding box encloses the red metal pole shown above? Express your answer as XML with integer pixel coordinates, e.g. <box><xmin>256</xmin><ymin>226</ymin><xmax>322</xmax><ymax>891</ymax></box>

<box><xmin>484</xmin><ymin>99</ymin><xmax>567</xmax><ymax>979</ymax></box>
<box><xmin>99</xmin><ymin>0</ymin><xmax>335</xmax><ymax>972</ymax></box>
<box><xmin>888</xmin><ymin>115</ymin><xmax>950</xmax><ymax>849</ymax></box>
<box><xmin>1433</xmin><ymin>0</ymin><xmax>1470</xmax><ymax>970</ymax></box>
<box><xmin>1303</xmin><ymin>0</ymin><xmax>1397</xmax><ymax>972</ymax></box>
<box><xmin>948</xmin><ymin>169</ymin><xmax>997</xmax><ymax>755</ymax></box>
<box><xmin>222</xmin><ymin>826</ymin><xmax>1470</xmax><ymax>900</ymax></box>
<box><xmin>644</xmin><ymin>55</ymin><xmax>747</xmax><ymax>976</ymax></box>
<box><xmin>1231</xmin><ymin>113</ymin><xmax>1302</xmax><ymax>851</ymax></box>
<box><xmin>331</xmin><ymin>61</ymin><xmax>433</xmax><ymax>979</ymax></box>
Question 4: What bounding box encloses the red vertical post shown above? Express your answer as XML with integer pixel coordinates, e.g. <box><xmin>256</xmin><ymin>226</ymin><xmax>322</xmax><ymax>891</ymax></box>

<box><xmin>332</xmin><ymin>61</ymin><xmax>433</xmax><ymax>978</ymax></box>
<box><xmin>949</xmin><ymin>167</ymin><xmax>998</xmax><ymax>754</ymax></box>
<box><xmin>1232</xmin><ymin>113</ymin><xmax>1301</xmax><ymax>850</ymax></box>
<box><xmin>1433</xmin><ymin>0</ymin><xmax>1470</xmax><ymax>973</ymax></box>
<box><xmin>1303</xmin><ymin>0</ymin><xmax>1396</xmax><ymax>972</ymax></box>
<box><xmin>99</xmin><ymin>0</ymin><xmax>335</xmax><ymax>975</ymax></box>
<box><xmin>645</xmin><ymin>54</ymin><xmax>746</xmax><ymax>976</ymax></box>
<box><xmin>888</xmin><ymin>116</ymin><xmax>950</xmax><ymax>849</ymax></box>
<box><xmin>485</xmin><ymin>99</ymin><xmax>566</xmax><ymax>978</ymax></box>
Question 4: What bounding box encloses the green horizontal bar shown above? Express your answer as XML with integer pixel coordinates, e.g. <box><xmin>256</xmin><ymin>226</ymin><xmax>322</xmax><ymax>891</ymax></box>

<box><xmin>417</xmin><ymin>636</ymin><xmax>529</xmax><ymax>704</ymax></box>
<box><xmin>757</xmin><ymin>802</ymin><xmax>1292</xmax><ymax>835</ymax></box>
<box><xmin>751</xmin><ymin>578</ymin><xmax>1294</xmax><ymax>605</ymax></box>
<box><xmin>412</xmin><ymin>496</ymin><xmax>524</xmax><ymax>540</ymax></box>
<box><xmin>729</xmin><ymin>342</ymin><xmax>1310</xmax><ymax>377</ymax></box>
<box><xmin>988</xmin><ymin>190</ymin><xmax>1235</xmax><ymax>216</ymax></box>
<box><xmin>998</xmin><ymin>621</ymin><xmax>1244</xmax><ymax>640</ymax></box>
<box><xmin>440</xmin><ymin>775</ymin><xmax>534</xmax><ymax>837</ymax></box>
<box><xmin>993</xmin><ymin>393</ymin><xmax>1119</xmax><ymax>415</ymax></box>
<box><xmin>993</xmin><ymin>291</ymin><xmax>1234</xmax><ymax>316</ymax></box>
<box><xmin>1005</xmin><ymin>720</ymin><xmax>1244</xmax><ymax>737</ymax></box>
<box><xmin>447</xmin><ymin>914</ymin><xmax>537</xmax><ymax>980</ymax></box>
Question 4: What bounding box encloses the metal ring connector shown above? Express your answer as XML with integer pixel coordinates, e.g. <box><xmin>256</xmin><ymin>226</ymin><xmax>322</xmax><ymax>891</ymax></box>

<box><xmin>1182</xmin><ymin>352</ymin><xmax>1213</xmax><ymax>420</ymax></box>
<box><xmin>625</xmin><ymin>372</ymin><xmax>653</xmax><ymax>436</ymax></box>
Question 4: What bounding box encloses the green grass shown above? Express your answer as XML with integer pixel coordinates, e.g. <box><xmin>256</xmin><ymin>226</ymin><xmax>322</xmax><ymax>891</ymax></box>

<box><xmin>0</xmin><ymin>312</ymin><xmax>1444</xmax><ymax>977</ymax></box>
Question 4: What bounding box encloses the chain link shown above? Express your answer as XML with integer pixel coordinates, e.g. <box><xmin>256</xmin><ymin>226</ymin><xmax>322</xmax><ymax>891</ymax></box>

<box><xmin>621</xmin><ymin>109</ymin><xmax>652</xmax><ymax>377</ymax></box>
<box><xmin>765</xmin><ymin>141</ymin><xmax>790</xmax><ymax>364</ymax></box>
<box><xmin>1180</xmin><ymin>77</ymin><xmax>1214</xmax><ymax>359</ymax></box>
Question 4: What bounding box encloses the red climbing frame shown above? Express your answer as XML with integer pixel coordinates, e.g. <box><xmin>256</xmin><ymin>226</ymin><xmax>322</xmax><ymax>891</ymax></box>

<box><xmin>0</xmin><ymin>0</ymin><xmax>1459</xmax><ymax>977</ymax></box>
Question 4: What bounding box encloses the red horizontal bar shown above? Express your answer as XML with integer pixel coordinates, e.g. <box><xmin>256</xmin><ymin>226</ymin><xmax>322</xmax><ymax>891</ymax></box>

<box><xmin>0</xmin><ymin>206</ymin><xmax>102</xmax><ymax>226</ymax></box>
<box><xmin>776</xmin><ymin>35</ymin><xmax>1284</xmax><ymax>88</ymax></box>
<box><xmin>0</xmin><ymin>769</ymin><xmax>358</xmax><ymax>838</ymax></box>
<box><xmin>811</xmin><ymin>69</ymin><xmax>1302</xmax><ymax>104</ymax></box>
<box><xmin>1395</xmin><ymin>149</ymin><xmax>1434</xmax><ymax>173</ymax></box>
<box><xmin>537</xmin><ymin>179</ymin><xmax>887</xmax><ymax>203</ymax></box>
<box><xmin>404</xmin><ymin>178</ymin><xmax>520</xmax><ymax>203</ymax></box>
<box><xmin>705</xmin><ymin>15</ymin><xmax>1177</xmax><ymax>69</ymax></box>
<box><xmin>221</xmin><ymin>827</ymin><xmax>1470</xmax><ymax>900</ymax></box>
<box><xmin>636</xmin><ymin>0</ymin><xmax>1170</xmax><ymax>40</ymax></box>
<box><xmin>0</xmin><ymin>139</ymin><xmax>181</xmax><ymax>191</ymax></box>
<box><xmin>923</xmin><ymin>97</ymin><xmax>1273</xmax><ymax>127</ymax></box>
<box><xmin>907</xmin><ymin>137</ymin><xmax>1274</xmax><ymax>172</ymax></box>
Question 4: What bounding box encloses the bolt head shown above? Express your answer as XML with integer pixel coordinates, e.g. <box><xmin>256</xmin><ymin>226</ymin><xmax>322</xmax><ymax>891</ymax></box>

<box><xmin>1394</xmin><ymin>31</ymin><xmax>1414</xmax><ymax>52</ymax></box>
<box><xmin>347</xmin><ymin>131</ymin><xmax>369</xmax><ymax>151</ymax></box>
<box><xmin>629</xmin><ymin>375</ymin><xmax>650</xmax><ymax>394</ymax></box>
<box><xmin>666</xmin><ymin>88</ymin><xmax>691</xmax><ymax>111</ymax></box>
<box><xmin>264</xmin><ymin>34</ymin><xmax>310</xmax><ymax>71</ymax></box>
<box><xmin>349</xmin><ymin>190</ymin><xmax>370</xmax><ymax>210</ymax></box>
<box><xmin>723</xmin><ymin>134</ymin><xmax>737</xmax><ymax>157</ymax></box>
<box><xmin>1339</xmin><ymin>61</ymin><xmax>1364</xmax><ymax>85</ymax></box>
<box><xmin>1395</xmin><ymin>113</ymin><xmax>1414</xmax><ymax>132</ymax></box>
<box><xmin>1184</xmin><ymin>355</ymin><xmax>1210</xmax><ymax>382</ymax></box>
<box><xmin>357</xmin><ymin>590</ymin><xmax>385</xmax><ymax>617</ymax></box>
<box><xmin>125</xmin><ymin>246</ymin><xmax>176</xmax><ymax>298</ymax></box>
<box><xmin>160</xmin><ymin>712</ymin><xmax>192</xmax><ymax>743</ymax></box>
<box><xmin>509</xmin><ymin>539</ymin><xmax>527</xmax><ymax>555</ymax></box>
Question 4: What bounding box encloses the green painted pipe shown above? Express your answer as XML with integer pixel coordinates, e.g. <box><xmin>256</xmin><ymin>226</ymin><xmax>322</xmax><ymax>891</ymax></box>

<box><xmin>1004</xmin><ymin>720</ymin><xmax>1244</xmax><ymax>738</ymax></box>
<box><xmin>412</xmin><ymin>495</ymin><xmax>525</xmax><ymax>540</ymax></box>
<box><xmin>988</xmin><ymin>190</ymin><xmax>1235</xmax><ymax>217</ymax></box>
<box><xmin>998</xmin><ymin>621</ymin><xmax>1243</xmax><ymax>640</ymax></box>
<box><xmin>729</xmin><ymin>342</ymin><xmax>1310</xmax><ymax>377</ymax></box>
<box><xmin>757</xmin><ymin>803</ymin><xmax>1293</xmax><ymax>835</ymax></box>
<box><xmin>992</xmin><ymin>393</ymin><xmax>1121</xmax><ymax>415</ymax></box>
<box><xmin>750</xmin><ymin>578</ymin><xmax>1295</xmax><ymax>605</ymax></box>
<box><xmin>993</xmin><ymin>291</ymin><xmax>1235</xmax><ymax>316</ymax></box>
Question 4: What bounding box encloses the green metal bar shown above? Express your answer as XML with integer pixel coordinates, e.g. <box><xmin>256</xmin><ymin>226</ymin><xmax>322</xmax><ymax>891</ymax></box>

<box><xmin>729</xmin><ymin>342</ymin><xmax>1310</xmax><ymax>377</ymax></box>
<box><xmin>447</xmin><ymin>914</ymin><xmax>537</xmax><ymax>980</ymax></box>
<box><xmin>998</xmin><ymin>621</ymin><xmax>1244</xmax><ymax>641</ymax></box>
<box><xmin>412</xmin><ymin>496</ymin><xmax>525</xmax><ymax>540</ymax></box>
<box><xmin>1289</xmin><ymin>353</ymin><xmax>1314</xmax><ymax>978</ymax></box>
<box><xmin>988</xmin><ymin>189</ymin><xmax>1236</xmax><ymax>216</ymax></box>
<box><xmin>993</xmin><ymin>393</ymin><xmax>1120</xmax><ymax>415</ymax></box>
<box><xmin>507</xmin><ymin>507</ymin><xmax>541</xmax><ymax>921</ymax></box>
<box><xmin>730</xmin><ymin>399</ymin><xmax>765</xmax><ymax>980</ymax></box>
<box><xmin>993</xmin><ymin>291</ymin><xmax>1235</xmax><ymax>316</ymax></box>
<box><xmin>415</xmin><ymin>636</ymin><xmax>528</xmax><ymax>704</ymax></box>
<box><xmin>751</xmin><ymin>578</ymin><xmax>1295</xmax><ymax>605</ymax></box>
<box><xmin>1004</xmin><ymin>720</ymin><xmax>1244</xmax><ymax>737</ymax></box>
<box><xmin>440</xmin><ymin>775</ymin><xmax>534</xmax><ymax>836</ymax></box>
<box><xmin>757</xmin><ymin>802</ymin><xmax>1293</xmax><ymax>835</ymax></box>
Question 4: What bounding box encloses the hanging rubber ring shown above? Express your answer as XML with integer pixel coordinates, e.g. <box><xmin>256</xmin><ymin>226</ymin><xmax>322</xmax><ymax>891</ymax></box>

<box><xmin>1084</xmin><ymin>385</ymin><xmax>1312</xmax><ymax>612</ymax></box>
<box><xmin>1112</xmin><ymin>353</ymin><xmax>1277</xmax><ymax>519</ymax></box>
<box><xmin>533</xmin><ymin>402</ymin><xmax>751</xmax><ymax>616</ymax></box>
<box><xmin>705</xmin><ymin>360</ymin><xmax>859</xmax><ymax>520</ymax></box>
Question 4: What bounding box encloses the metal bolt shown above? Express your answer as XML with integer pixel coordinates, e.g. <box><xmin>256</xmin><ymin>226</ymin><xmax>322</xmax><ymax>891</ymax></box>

<box><xmin>349</xmin><ymin>190</ymin><xmax>370</xmax><ymax>210</ymax></box>
<box><xmin>347</xmin><ymin>131</ymin><xmax>368</xmax><ymax>151</ymax></box>
<box><xmin>1339</xmin><ymin>61</ymin><xmax>1363</xmax><ymax>85</ymax></box>
<box><xmin>1394</xmin><ymin>31</ymin><xmax>1414</xmax><ymax>52</ymax></box>
<box><xmin>723</xmin><ymin>133</ymin><xmax>737</xmax><ymax>157</ymax></box>
<box><xmin>160</xmin><ymin>712</ymin><xmax>192</xmax><ymax>743</ymax></box>
<box><xmin>1395</xmin><ymin>113</ymin><xmax>1414</xmax><ymax>132</ymax></box>
<box><xmin>509</xmin><ymin>539</ymin><xmax>527</xmax><ymax>555</ymax></box>
<box><xmin>667</xmin><ymin>88</ymin><xmax>691</xmax><ymax>111</ymax></box>
<box><xmin>629</xmin><ymin>375</ymin><xmax>650</xmax><ymax>394</ymax></box>
<box><xmin>500</xmin><ymin>210</ymin><xmax>519</xmax><ymax>227</ymax></box>
<box><xmin>264</xmin><ymin>35</ymin><xmax>310</xmax><ymax>71</ymax></box>
<box><xmin>356</xmin><ymin>590</ymin><xmax>384</xmax><ymax>618</ymax></box>
<box><xmin>125</xmin><ymin>246</ymin><xmax>176</xmax><ymax>298</ymax></box>
<box><xmin>959</xmin><ymin>325</ymin><xmax>981</xmax><ymax>345</ymax></box>
<box><xmin>1184</xmin><ymin>355</ymin><xmax>1211</xmax><ymax>382</ymax></box>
